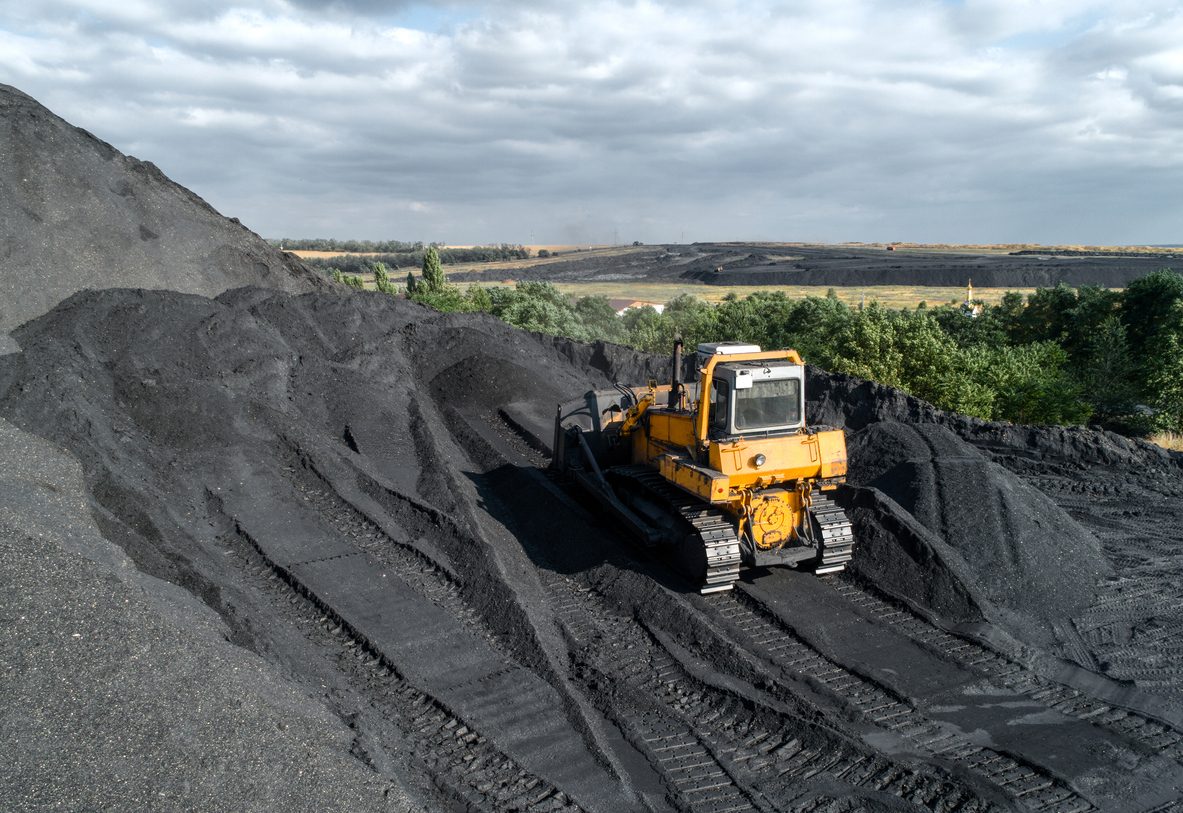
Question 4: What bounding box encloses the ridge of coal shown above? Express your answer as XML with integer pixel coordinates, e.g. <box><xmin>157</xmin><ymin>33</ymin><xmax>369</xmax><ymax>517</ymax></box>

<box><xmin>0</xmin><ymin>83</ymin><xmax>327</xmax><ymax>335</ymax></box>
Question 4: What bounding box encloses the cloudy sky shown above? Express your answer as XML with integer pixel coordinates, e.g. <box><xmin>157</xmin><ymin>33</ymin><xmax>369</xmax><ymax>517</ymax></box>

<box><xmin>2</xmin><ymin>1</ymin><xmax>1182</xmax><ymax>245</ymax></box>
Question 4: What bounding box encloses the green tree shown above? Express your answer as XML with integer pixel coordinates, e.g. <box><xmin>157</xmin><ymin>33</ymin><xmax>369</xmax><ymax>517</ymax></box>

<box><xmin>573</xmin><ymin>296</ymin><xmax>626</xmax><ymax>343</ymax></box>
<box><xmin>1015</xmin><ymin>283</ymin><xmax>1077</xmax><ymax>344</ymax></box>
<box><xmin>1079</xmin><ymin>315</ymin><xmax>1136</xmax><ymax>422</ymax></box>
<box><xmin>980</xmin><ymin>342</ymin><xmax>1091</xmax><ymax>425</ymax></box>
<box><xmin>371</xmin><ymin>262</ymin><xmax>396</xmax><ymax>295</ymax></box>
<box><xmin>829</xmin><ymin>304</ymin><xmax>906</xmax><ymax>389</ymax></box>
<box><xmin>465</xmin><ymin>286</ymin><xmax>494</xmax><ymax>313</ymax></box>
<box><xmin>1121</xmin><ymin>268</ymin><xmax>1183</xmax><ymax>356</ymax></box>
<box><xmin>490</xmin><ymin>282</ymin><xmax>580</xmax><ymax>335</ymax></box>
<box><xmin>421</xmin><ymin>246</ymin><xmax>446</xmax><ymax>294</ymax></box>
<box><xmin>1146</xmin><ymin>331</ymin><xmax>1183</xmax><ymax>432</ymax></box>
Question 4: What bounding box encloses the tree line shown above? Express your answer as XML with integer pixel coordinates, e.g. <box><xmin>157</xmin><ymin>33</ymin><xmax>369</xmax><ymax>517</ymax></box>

<box><xmin>352</xmin><ymin>253</ymin><xmax>1183</xmax><ymax>434</ymax></box>
<box><xmin>305</xmin><ymin>244</ymin><xmax>529</xmax><ymax>274</ymax></box>
<box><xmin>272</xmin><ymin>238</ymin><xmax>436</xmax><ymax>253</ymax></box>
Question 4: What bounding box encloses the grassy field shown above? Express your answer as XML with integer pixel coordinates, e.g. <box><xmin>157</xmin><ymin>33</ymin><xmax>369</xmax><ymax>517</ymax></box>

<box><xmin>326</xmin><ymin>269</ymin><xmax>1035</xmax><ymax>308</ymax></box>
<box><xmin>304</xmin><ymin>242</ymin><xmax>1107</xmax><ymax>307</ymax></box>
<box><xmin>1151</xmin><ymin>432</ymin><xmax>1183</xmax><ymax>452</ymax></box>
<box><xmin>548</xmin><ymin>281</ymin><xmax>1031</xmax><ymax>307</ymax></box>
<box><xmin>451</xmin><ymin>280</ymin><xmax>1033</xmax><ymax>308</ymax></box>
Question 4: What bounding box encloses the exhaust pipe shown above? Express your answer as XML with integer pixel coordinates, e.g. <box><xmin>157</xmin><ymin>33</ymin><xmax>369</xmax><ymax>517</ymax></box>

<box><xmin>668</xmin><ymin>338</ymin><xmax>683</xmax><ymax>408</ymax></box>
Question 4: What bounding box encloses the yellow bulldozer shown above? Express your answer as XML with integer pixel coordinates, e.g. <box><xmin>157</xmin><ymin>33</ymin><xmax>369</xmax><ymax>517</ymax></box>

<box><xmin>552</xmin><ymin>341</ymin><xmax>853</xmax><ymax>593</ymax></box>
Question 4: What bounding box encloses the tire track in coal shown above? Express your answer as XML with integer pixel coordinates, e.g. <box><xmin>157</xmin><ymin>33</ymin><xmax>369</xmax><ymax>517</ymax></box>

<box><xmin>1014</xmin><ymin>470</ymin><xmax>1183</xmax><ymax>696</ymax></box>
<box><xmin>826</xmin><ymin>576</ymin><xmax>1183</xmax><ymax>762</ymax></box>
<box><xmin>541</xmin><ymin>570</ymin><xmax>996</xmax><ymax>813</ymax></box>
<box><xmin>277</xmin><ymin>450</ymin><xmax>654</xmax><ymax>811</ymax></box>
<box><xmin>467</xmin><ymin>407</ymin><xmax>1005</xmax><ymax>812</ymax></box>
<box><xmin>697</xmin><ymin>589</ymin><xmax>1097</xmax><ymax>813</ymax></box>
<box><xmin>208</xmin><ymin>503</ymin><xmax>584</xmax><ymax>813</ymax></box>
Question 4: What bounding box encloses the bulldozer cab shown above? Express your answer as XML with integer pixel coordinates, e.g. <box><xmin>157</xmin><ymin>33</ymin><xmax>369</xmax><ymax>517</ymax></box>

<box><xmin>696</xmin><ymin>343</ymin><xmax>805</xmax><ymax>441</ymax></box>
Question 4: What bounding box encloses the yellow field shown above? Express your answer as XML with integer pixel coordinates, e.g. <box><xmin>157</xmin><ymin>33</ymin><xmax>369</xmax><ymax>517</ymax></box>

<box><xmin>288</xmin><ymin>249</ymin><xmax>387</xmax><ymax>259</ymax></box>
<box><xmin>453</xmin><ymin>280</ymin><xmax>1035</xmax><ymax>308</ymax></box>
<box><xmin>1151</xmin><ymin>432</ymin><xmax>1183</xmax><ymax>452</ymax></box>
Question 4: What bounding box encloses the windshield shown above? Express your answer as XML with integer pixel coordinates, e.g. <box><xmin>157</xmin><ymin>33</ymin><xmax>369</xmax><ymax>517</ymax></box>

<box><xmin>734</xmin><ymin>378</ymin><xmax>801</xmax><ymax>431</ymax></box>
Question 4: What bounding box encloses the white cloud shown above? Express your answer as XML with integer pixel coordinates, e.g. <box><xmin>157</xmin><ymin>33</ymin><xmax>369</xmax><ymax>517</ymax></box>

<box><xmin>1</xmin><ymin>0</ymin><xmax>1182</xmax><ymax>243</ymax></box>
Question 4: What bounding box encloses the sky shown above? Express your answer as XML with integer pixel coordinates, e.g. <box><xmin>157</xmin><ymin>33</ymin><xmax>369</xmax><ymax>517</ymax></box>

<box><xmin>2</xmin><ymin>0</ymin><xmax>1182</xmax><ymax>245</ymax></box>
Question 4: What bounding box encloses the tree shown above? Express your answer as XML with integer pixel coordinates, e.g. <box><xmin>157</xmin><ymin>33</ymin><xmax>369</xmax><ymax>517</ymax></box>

<box><xmin>1079</xmin><ymin>315</ymin><xmax>1136</xmax><ymax>422</ymax></box>
<box><xmin>1121</xmin><ymin>268</ymin><xmax>1183</xmax><ymax>408</ymax></box>
<box><xmin>994</xmin><ymin>291</ymin><xmax>1026</xmax><ymax>342</ymax></box>
<box><xmin>421</xmin><ymin>246</ymin><xmax>446</xmax><ymax>294</ymax></box>
<box><xmin>1014</xmin><ymin>283</ymin><xmax>1077</xmax><ymax>344</ymax></box>
<box><xmin>1121</xmin><ymin>268</ymin><xmax>1183</xmax><ymax>356</ymax></box>
<box><xmin>979</xmin><ymin>342</ymin><xmax>1091</xmax><ymax>425</ymax></box>
<box><xmin>1146</xmin><ymin>330</ymin><xmax>1183</xmax><ymax>432</ymax></box>
<box><xmin>573</xmin><ymin>296</ymin><xmax>626</xmax><ymax>343</ymax></box>
<box><xmin>489</xmin><ymin>282</ymin><xmax>580</xmax><ymax>336</ymax></box>
<box><xmin>371</xmin><ymin>262</ymin><xmax>396</xmax><ymax>295</ymax></box>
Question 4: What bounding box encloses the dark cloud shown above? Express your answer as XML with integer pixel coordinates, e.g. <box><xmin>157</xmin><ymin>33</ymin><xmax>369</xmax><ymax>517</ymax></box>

<box><xmin>1</xmin><ymin>0</ymin><xmax>1181</xmax><ymax>243</ymax></box>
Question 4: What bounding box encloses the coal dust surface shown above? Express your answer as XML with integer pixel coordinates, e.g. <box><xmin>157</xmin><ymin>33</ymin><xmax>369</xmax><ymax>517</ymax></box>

<box><xmin>3</xmin><ymin>286</ymin><xmax>1183</xmax><ymax>812</ymax></box>
<box><xmin>0</xmin><ymin>84</ymin><xmax>326</xmax><ymax>334</ymax></box>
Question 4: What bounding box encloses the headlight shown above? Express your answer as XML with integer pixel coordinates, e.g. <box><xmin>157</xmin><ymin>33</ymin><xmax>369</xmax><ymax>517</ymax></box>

<box><xmin>753</xmin><ymin>453</ymin><xmax>767</xmax><ymax>468</ymax></box>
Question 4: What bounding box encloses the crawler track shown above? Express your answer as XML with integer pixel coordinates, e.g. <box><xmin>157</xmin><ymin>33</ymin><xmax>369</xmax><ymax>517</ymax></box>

<box><xmin>219</xmin><ymin>520</ymin><xmax>583</xmax><ymax>812</ymax></box>
<box><xmin>608</xmin><ymin>465</ymin><xmax>743</xmax><ymax>593</ymax></box>
<box><xmin>828</xmin><ymin>576</ymin><xmax>1183</xmax><ymax>762</ymax></box>
<box><xmin>702</xmin><ymin>591</ymin><xmax>1098</xmax><ymax>813</ymax></box>
<box><xmin>540</xmin><ymin>570</ymin><xmax>994</xmax><ymax>813</ymax></box>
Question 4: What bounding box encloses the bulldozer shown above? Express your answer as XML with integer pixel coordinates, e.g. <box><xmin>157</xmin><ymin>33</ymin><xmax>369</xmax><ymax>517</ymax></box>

<box><xmin>552</xmin><ymin>341</ymin><xmax>853</xmax><ymax>593</ymax></box>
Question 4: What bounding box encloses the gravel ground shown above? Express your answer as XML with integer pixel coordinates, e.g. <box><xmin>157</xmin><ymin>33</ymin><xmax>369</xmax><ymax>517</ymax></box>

<box><xmin>0</xmin><ymin>417</ymin><xmax>419</xmax><ymax>813</ymax></box>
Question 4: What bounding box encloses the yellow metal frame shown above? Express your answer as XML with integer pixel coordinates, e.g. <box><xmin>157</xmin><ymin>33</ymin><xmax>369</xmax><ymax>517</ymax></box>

<box><xmin>692</xmin><ymin>349</ymin><xmax>803</xmax><ymax>446</ymax></box>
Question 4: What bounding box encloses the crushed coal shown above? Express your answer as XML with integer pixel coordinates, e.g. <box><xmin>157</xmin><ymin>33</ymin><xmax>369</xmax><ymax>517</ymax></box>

<box><xmin>3</xmin><ymin>285</ymin><xmax>1183</xmax><ymax>811</ymax></box>
<box><xmin>844</xmin><ymin>421</ymin><xmax>1111</xmax><ymax>654</ymax></box>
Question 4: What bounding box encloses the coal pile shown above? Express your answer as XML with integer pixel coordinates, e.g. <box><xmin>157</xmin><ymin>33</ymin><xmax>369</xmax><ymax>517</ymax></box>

<box><xmin>4</xmin><ymin>286</ymin><xmax>1183</xmax><ymax>811</ymax></box>
<box><xmin>844</xmin><ymin>421</ymin><xmax>1111</xmax><ymax>654</ymax></box>
<box><xmin>453</xmin><ymin>242</ymin><xmax>1171</xmax><ymax>289</ymax></box>
<box><xmin>0</xmin><ymin>84</ymin><xmax>327</xmax><ymax>335</ymax></box>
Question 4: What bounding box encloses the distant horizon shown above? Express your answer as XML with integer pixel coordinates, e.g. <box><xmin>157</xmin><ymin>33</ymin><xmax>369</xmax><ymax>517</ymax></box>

<box><xmin>268</xmin><ymin>237</ymin><xmax>1183</xmax><ymax>250</ymax></box>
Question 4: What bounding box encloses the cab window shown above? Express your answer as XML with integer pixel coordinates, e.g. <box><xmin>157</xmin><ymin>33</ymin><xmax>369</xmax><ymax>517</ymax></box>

<box><xmin>710</xmin><ymin>380</ymin><xmax>730</xmax><ymax>434</ymax></box>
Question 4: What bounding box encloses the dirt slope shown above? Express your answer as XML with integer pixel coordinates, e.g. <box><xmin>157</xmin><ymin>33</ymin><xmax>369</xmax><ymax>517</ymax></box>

<box><xmin>3</xmin><ymin>286</ymin><xmax>1183</xmax><ymax>811</ymax></box>
<box><xmin>0</xmin><ymin>84</ymin><xmax>327</xmax><ymax>335</ymax></box>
